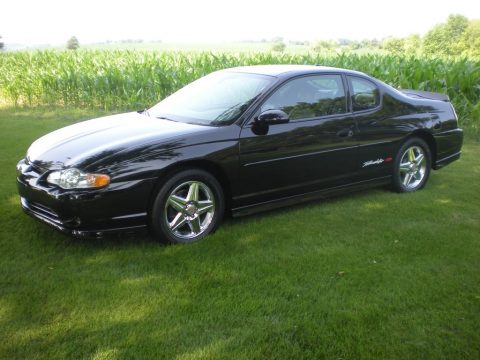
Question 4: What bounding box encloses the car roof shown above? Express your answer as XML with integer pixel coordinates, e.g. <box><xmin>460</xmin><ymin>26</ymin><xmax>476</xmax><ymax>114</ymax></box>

<box><xmin>224</xmin><ymin>64</ymin><xmax>368</xmax><ymax>77</ymax></box>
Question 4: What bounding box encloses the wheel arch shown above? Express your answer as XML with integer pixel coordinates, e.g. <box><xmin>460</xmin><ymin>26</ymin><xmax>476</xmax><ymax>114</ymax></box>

<box><xmin>408</xmin><ymin>130</ymin><xmax>437</xmax><ymax>168</ymax></box>
<box><xmin>147</xmin><ymin>159</ymin><xmax>232</xmax><ymax>219</ymax></box>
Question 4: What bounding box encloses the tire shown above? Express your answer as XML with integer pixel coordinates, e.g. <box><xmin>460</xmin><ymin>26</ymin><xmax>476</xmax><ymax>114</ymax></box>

<box><xmin>151</xmin><ymin>169</ymin><xmax>224</xmax><ymax>244</ymax></box>
<box><xmin>393</xmin><ymin>137</ymin><xmax>432</xmax><ymax>193</ymax></box>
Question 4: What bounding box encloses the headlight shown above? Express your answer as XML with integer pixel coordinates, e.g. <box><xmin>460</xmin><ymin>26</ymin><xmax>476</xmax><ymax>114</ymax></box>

<box><xmin>46</xmin><ymin>168</ymin><xmax>110</xmax><ymax>189</ymax></box>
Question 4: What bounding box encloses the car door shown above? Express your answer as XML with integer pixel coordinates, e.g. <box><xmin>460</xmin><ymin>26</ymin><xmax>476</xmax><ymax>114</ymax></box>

<box><xmin>347</xmin><ymin>75</ymin><xmax>398</xmax><ymax>180</ymax></box>
<box><xmin>236</xmin><ymin>73</ymin><xmax>359</xmax><ymax>207</ymax></box>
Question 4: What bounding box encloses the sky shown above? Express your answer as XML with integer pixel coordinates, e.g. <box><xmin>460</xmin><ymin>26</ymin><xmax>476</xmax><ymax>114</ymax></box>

<box><xmin>2</xmin><ymin>0</ymin><xmax>480</xmax><ymax>45</ymax></box>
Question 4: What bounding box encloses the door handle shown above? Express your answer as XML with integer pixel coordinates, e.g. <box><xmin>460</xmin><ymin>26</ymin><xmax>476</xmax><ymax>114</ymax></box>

<box><xmin>337</xmin><ymin>129</ymin><xmax>354</xmax><ymax>138</ymax></box>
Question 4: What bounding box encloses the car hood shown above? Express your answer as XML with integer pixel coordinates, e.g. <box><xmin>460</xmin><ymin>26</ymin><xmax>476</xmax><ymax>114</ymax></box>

<box><xmin>27</xmin><ymin>112</ymin><xmax>209</xmax><ymax>170</ymax></box>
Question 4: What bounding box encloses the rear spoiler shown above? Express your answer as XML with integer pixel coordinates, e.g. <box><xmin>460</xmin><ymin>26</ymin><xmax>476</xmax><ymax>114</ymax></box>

<box><xmin>399</xmin><ymin>89</ymin><xmax>450</xmax><ymax>102</ymax></box>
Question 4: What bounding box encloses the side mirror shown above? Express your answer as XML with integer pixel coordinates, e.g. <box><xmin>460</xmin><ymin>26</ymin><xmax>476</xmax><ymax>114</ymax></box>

<box><xmin>256</xmin><ymin>109</ymin><xmax>290</xmax><ymax>125</ymax></box>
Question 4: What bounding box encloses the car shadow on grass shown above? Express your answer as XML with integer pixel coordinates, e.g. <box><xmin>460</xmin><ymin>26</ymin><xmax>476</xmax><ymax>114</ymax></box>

<box><xmin>25</xmin><ymin>186</ymin><xmax>389</xmax><ymax>247</ymax></box>
<box><xmin>24</xmin><ymin>184</ymin><xmax>400</xmax><ymax>251</ymax></box>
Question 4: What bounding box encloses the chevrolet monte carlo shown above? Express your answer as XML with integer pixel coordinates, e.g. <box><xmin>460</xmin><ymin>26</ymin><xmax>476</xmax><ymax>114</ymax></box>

<box><xmin>17</xmin><ymin>65</ymin><xmax>463</xmax><ymax>243</ymax></box>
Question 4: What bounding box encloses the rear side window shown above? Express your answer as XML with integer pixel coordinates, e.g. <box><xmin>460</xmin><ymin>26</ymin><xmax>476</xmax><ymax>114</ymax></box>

<box><xmin>348</xmin><ymin>76</ymin><xmax>379</xmax><ymax>112</ymax></box>
<box><xmin>261</xmin><ymin>75</ymin><xmax>347</xmax><ymax>120</ymax></box>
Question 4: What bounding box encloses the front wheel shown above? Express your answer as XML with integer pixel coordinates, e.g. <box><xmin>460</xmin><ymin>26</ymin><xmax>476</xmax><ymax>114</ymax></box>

<box><xmin>393</xmin><ymin>137</ymin><xmax>431</xmax><ymax>193</ymax></box>
<box><xmin>151</xmin><ymin>169</ymin><xmax>224</xmax><ymax>244</ymax></box>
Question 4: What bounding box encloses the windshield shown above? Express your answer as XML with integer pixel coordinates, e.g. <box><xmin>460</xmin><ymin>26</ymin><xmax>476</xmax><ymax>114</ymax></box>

<box><xmin>149</xmin><ymin>71</ymin><xmax>274</xmax><ymax>126</ymax></box>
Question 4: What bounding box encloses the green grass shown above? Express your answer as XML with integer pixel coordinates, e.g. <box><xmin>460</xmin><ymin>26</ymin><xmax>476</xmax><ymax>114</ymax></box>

<box><xmin>1</xmin><ymin>107</ymin><xmax>479</xmax><ymax>359</ymax></box>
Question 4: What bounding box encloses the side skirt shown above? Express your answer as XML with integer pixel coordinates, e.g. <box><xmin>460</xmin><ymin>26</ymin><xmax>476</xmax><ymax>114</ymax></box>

<box><xmin>231</xmin><ymin>175</ymin><xmax>392</xmax><ymax>217</ymax></box>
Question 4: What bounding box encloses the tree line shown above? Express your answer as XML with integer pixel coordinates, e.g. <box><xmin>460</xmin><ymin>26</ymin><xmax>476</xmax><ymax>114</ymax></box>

<box><xmin>2</xmin><ymin>14</ymin><xmax>478</xmax><ymax>57</ymax></box>
<box><xmin>384</xmin><ymin>15</ymin><xmax>479</xmax><ymax>57</ymax></box>
<box><xmin>275</xmin><ymin>15</ymin><xmax>479</xmax><ymax>57</ymax></box>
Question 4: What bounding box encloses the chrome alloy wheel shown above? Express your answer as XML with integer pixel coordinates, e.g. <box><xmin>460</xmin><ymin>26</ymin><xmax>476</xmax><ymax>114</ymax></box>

<box><xmin>399</xmin><ymin>145</ymin><xmax>427</xmax><ymax>189</ymax></box>
<box><xmin>164</xmin><ymin>181</ymin><xmax>215</xmax><ymax>240</ymax></box>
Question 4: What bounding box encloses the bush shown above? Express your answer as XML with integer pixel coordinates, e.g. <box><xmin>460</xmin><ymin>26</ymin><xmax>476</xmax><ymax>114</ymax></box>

<box><xmin>271</xmin><ymin>42</ymin><xmax>286</xmax><ymax>52</ymax></box>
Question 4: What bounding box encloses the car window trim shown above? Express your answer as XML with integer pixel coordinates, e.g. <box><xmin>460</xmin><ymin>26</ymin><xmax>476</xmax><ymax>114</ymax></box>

<box><xmin>242</xmin><ymin>72</ymin><xmax>349</xmax><ymax>127</ymax></box>
<box><xmin>347</xmin><ymin>75</ymin><xmax>382</xmax><ymax>114</ymax></box>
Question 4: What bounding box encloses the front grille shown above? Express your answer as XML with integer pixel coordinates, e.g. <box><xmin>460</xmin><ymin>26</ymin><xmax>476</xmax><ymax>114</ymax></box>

<box><xmin>26</xmin><ymin>157</ymin><xmax>51</xmax><ymax>175</ymax></box>
<box><xmin>20</xmin><ymin>159</ymin><xmax>56</xmax><ymax>189</ymax></box>
<box><xmin>30</xmin><ymin>163</ymin><xmax>49</xmax><ymax>176</ymax></box>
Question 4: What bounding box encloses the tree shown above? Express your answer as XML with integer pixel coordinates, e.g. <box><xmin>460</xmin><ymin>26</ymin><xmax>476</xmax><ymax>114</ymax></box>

<box><xmin>423</xmin><ymin>24</ymin><xmax>446</xmax><ymax>55</ymax></box>
<box><xmin>271</xmin><ymin>41</ymin><xmax>286</xmax><ymax>52</ymax></box>
<box><xmin>382</xmin><ymin>37</ymin><xmax>406</xmax><ymax>55</ymax></box>
<box><xmin>0</xmin><ymin>35</ymin><xmax>4</xmax><ymax>51</ymax></box>
<box><xmin>459</xmin><ymin>20</ymin><xmax>480</xmax><ymax>57</ymax></box>
<box><xmin>347</xmin><ymin>40</ymin><xmax>362</xmax><ymax>51</ymax></box>
<box><xmin>66</xmin><ymin>36</ymin><xmax>80</xmax><ymax>50</ymax></box>
<box><xmin>404</xmin><ymin>34</ymin><xmax>422</xmax><ymax>55</ymax></box>
<box><xmin>312</xmin><ymin>40</ymin><xmax>335</xmax><ymax>53</ymax></box>
<box><xmin>423</xmin><ymin>14</ymin><xmax>469</xmax><ymax>56</ymax></box>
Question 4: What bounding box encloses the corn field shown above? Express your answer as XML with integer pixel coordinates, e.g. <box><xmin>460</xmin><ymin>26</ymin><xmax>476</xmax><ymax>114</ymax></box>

<box><xmin>0</xmin><ymin>50</ymin><xmax>479</xmax><ymax>136</ymax></box>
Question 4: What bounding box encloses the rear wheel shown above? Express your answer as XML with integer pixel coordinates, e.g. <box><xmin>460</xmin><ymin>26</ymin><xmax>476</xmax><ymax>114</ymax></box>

<box><xmin>393</xmin><ymin>137</ymin><xmax>431</xmax><ymax>193</ymax></box>
<box><xmin>151</xmin><ymin>169</ymin><xmax>224</xmax><ymax>244</ymax></box>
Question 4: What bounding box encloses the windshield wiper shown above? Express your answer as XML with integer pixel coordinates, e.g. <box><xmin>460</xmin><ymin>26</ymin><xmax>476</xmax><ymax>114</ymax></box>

<box><xmin>210</xmin><ymin>98</ymin><xmax>258</xmax><ymax>126</ymax></box>
<box><xmin>138</xmin><ymin>109</ymin><xmax>150</xmax><ymax>116</ymax></box>
<box><xmin>210</xmin><ymin>103</ymin><xmax>245</xmax><ymax>124</ymax></box>
<box><xmin>156</xmin><ymin>116</ymin><xmax>178</xmax><ymax>122</ymax></box>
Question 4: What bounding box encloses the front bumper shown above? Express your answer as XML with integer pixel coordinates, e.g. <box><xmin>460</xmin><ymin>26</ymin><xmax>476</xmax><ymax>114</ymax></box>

<box><xmin>17</xmin><ymin>159</ymin><xmax>156</xmax><ymax>237</ymax></box>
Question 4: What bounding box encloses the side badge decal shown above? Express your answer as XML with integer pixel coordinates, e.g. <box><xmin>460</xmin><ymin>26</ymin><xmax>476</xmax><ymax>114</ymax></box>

<box><xmin>363</xmin><ymin>159</ymin><xmax>384</xmax><ymax>167</ymax></box>
<box><xmin>362</xmin><ymin>156</ymin><xmax>393</xmax><ymax>167</ymax></box>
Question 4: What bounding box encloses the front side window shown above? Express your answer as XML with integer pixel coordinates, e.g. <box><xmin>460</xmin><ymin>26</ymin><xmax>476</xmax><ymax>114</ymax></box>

<box><xmin>261</xmin><ymin>75</ymin><xmax>347</xmax><ymax>120</ymax></box>
<box><xmin>349</xmin><ymin>76</ymin><xmax>380</xmax><ymax>112</ymax></box>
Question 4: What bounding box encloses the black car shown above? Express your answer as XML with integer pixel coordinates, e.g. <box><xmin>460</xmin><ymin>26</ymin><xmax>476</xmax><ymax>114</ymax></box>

<box><xmin>17</xmin><ymin>65</ymin><xmax>463</xmax><ymax>243</ymax></box>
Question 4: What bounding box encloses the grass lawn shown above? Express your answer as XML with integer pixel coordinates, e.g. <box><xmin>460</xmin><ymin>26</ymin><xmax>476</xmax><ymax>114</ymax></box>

<box><xmin>1</xmin><ymin>107</ymin><xmax>479</xmax><ymax>359</ymax></box>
